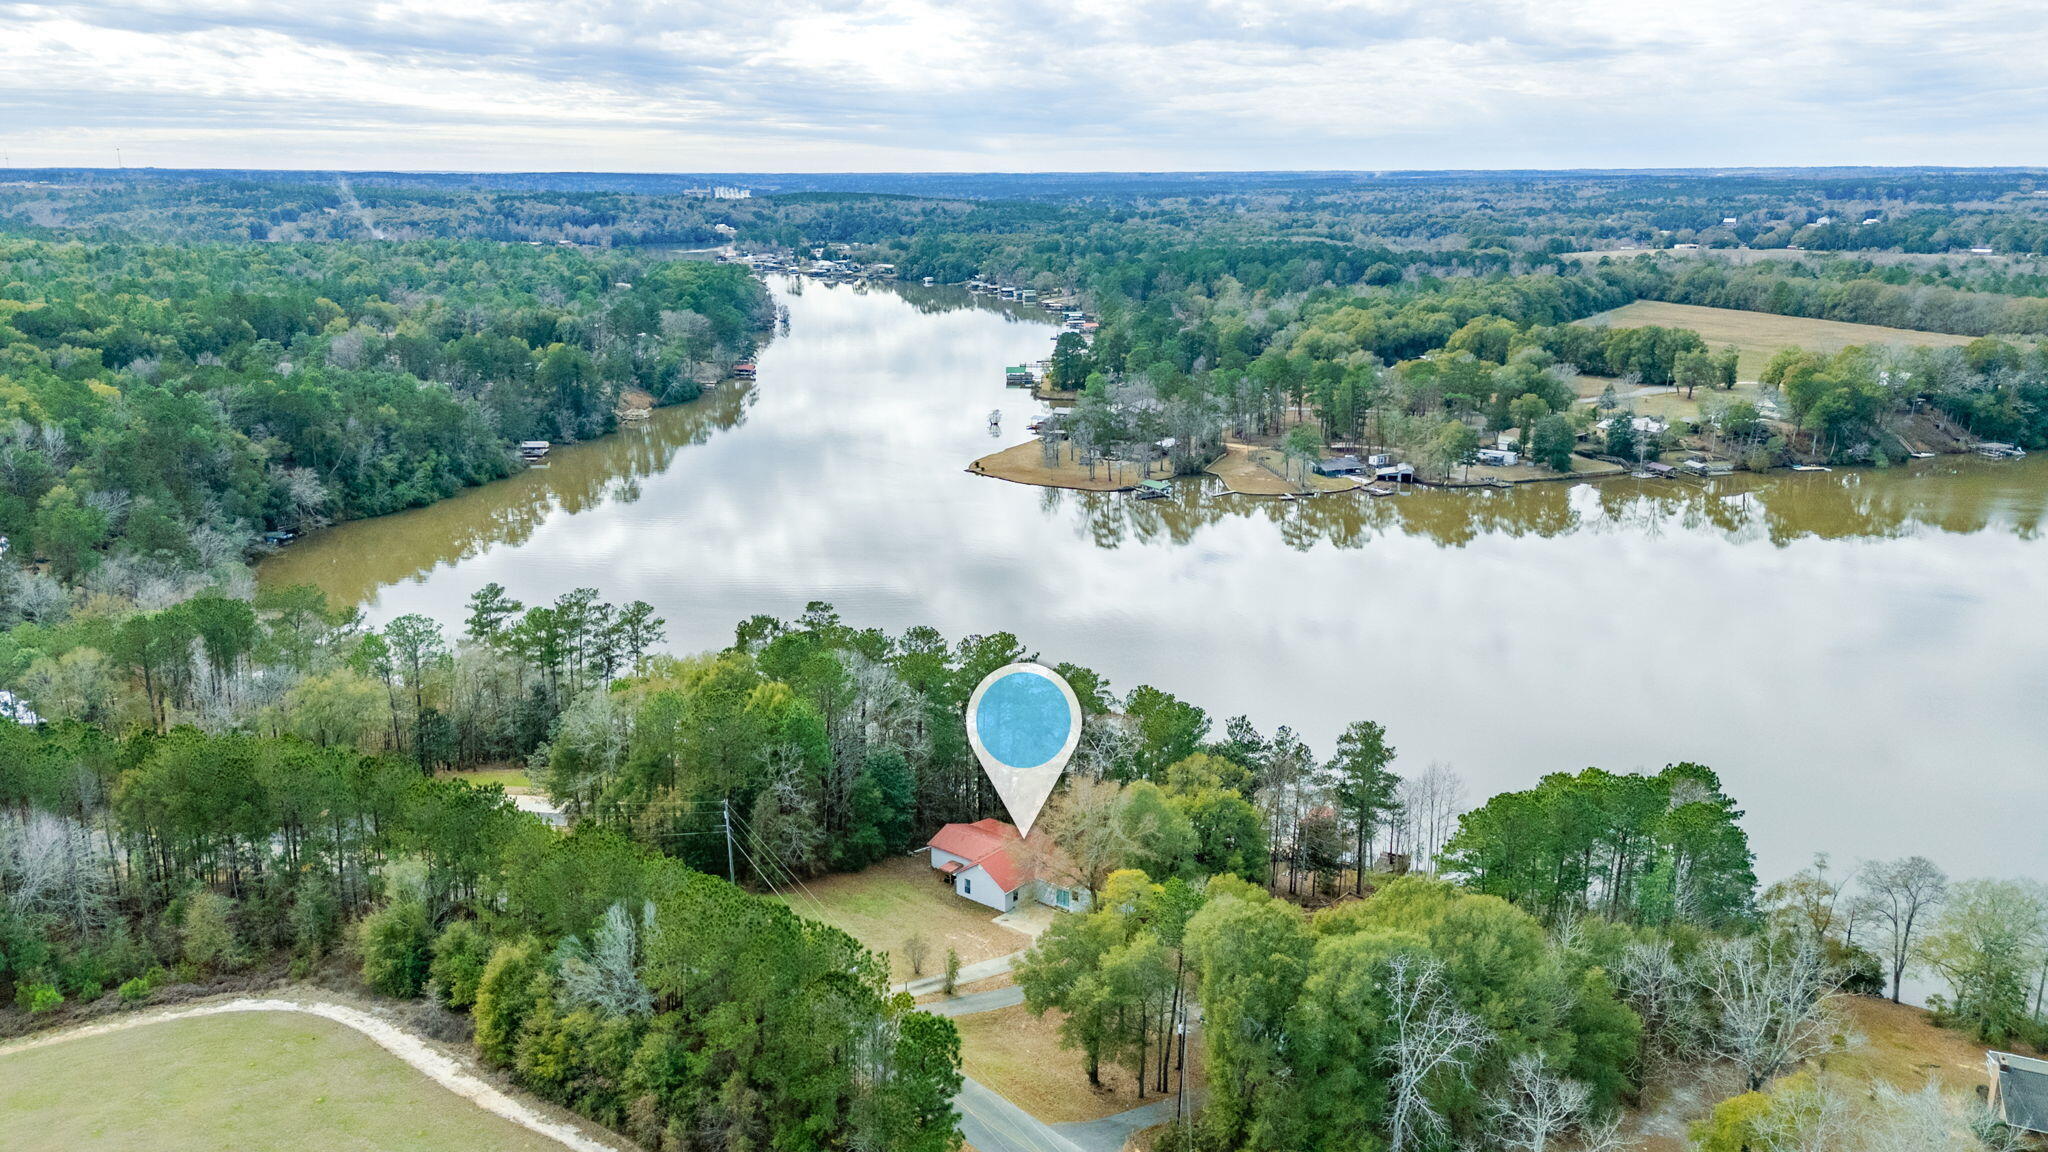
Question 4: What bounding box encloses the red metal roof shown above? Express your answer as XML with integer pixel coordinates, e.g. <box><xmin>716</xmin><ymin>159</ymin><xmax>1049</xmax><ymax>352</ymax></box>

<box><xmin>927</xmin><ymin>819</ymin><xmax>1032</xmax><ymax>893</ymax></box>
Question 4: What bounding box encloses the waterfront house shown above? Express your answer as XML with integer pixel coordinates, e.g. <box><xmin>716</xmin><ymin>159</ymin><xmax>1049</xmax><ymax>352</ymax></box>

<box><xmin>1476</xmin><ymin>448</ymin><xmax>1519</xmax><ymax>467</ymax></box>
<box><xmin>1314</xmin><ymin>456</ymin><xmax>1367</xmax><ymax>476</ymax></box>
<box><xmin>923</xmin><ymin>819</ymin><xmax>1092</xmax><ymax>914</ymax></box>
<box><xmin>1987</xmin><ymin>1051</ymin><xmax>2048</xmax><ymax>1135</ymax></box>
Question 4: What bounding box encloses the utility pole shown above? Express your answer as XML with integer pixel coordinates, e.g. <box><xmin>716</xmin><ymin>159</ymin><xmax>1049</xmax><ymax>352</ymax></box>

<box><xmin>720</xmin><ymin>797</ymin><xmax>736</xmax><ymax>884</ymax></box>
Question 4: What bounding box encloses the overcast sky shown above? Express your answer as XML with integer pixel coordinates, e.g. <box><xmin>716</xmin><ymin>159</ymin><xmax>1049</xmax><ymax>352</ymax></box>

<box><xmin>2</xmin><ymin>0</ymin><xmax>2043</xmax><ymax>172</ymax></box>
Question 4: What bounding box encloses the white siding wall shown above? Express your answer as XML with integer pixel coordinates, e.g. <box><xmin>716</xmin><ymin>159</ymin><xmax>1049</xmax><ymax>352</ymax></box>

<box><xmin>953</xmin><ymin>864</ymin><xmax>1011</xmax><ymax>911</ymax></box>
<box><xmin>1035</xmin><ymin>881</ymin><xmax>1092</xmax><ymax>913</ymax></box>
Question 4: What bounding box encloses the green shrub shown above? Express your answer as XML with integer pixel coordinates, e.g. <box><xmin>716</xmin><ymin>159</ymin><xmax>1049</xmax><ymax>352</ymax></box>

<box><xmin>358</xmin><ymin>900</ymin><xmax>434</xmax><ymax>999</ymax></box>
<box><xmin>474</xmin><ymin>938</ymin><xmax>548</xmax><ymax>1066</ymax></box>
<box><xmin>430</xmin><ymin>919</ymin><xmax>492</xmax><ymax>1011</ymax></box>
<box><xmin>289</xmin><ymin>884</ymin><xmax>341</xmax><ymax>961</ymax></box>
<box><xmin>181</xmin><ymin>890</ymin><xmax>239</xmax><ymax>972</ymax></box>
<box><xmin>17</xmin><ymin>980</ymin><xmax>63</xmax><ymax>1014</ymax></box>
<box><xmin>117</xmin><ymin>976</ymin><xmax>153</xmax><ymax>1004</ymax></box>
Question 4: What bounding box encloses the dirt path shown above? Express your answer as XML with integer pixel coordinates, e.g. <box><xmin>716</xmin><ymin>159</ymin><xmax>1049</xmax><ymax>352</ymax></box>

<box><xmin>0</xmin><ymin>994</ymin><xmax>627</xmax><ymax>1152</ymax></box>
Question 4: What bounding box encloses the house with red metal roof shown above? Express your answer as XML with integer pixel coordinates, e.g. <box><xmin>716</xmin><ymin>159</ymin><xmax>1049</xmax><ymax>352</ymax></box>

<box><xmin>923</xmin><ymin>818</ymin><xmax>1091</xmax><ymax>914</ymax></box>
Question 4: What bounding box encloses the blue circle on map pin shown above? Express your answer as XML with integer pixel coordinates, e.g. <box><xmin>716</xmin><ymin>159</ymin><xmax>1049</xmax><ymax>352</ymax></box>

<box><xmin>965</xmin><ymin>663</ymin><xmax>1081</xmax><ymax>836</ymax></box>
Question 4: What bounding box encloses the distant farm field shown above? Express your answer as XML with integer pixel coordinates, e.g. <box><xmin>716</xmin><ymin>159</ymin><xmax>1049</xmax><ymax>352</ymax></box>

<box><xmin>0</xmin><ymin>1012</ymin><xmax>571</xmax><ymax>1152</ymax></box>
<box><xmin>1577</xmin><ymin>300</ymin><xmax>1975</xmax><ymax>376</ymax></box>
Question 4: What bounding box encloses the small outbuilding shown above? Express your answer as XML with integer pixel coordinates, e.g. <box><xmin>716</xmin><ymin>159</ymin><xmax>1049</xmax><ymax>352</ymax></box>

<box><xmin>1315</xmin><ymin>456</ymin><xmax>1367</xmax><ymax>476</ymax></box>
<box><xmin>1988</xmin><ymin>1051</ymin><xmax>2048</xmax><ymax>1135</ymax></box>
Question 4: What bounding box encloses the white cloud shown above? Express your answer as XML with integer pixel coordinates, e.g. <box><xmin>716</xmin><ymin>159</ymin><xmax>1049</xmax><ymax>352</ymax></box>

<box><xmin>0</xmin><ymin>0</ymin><xmax>2043</xmax><ymax>169</ymax></box>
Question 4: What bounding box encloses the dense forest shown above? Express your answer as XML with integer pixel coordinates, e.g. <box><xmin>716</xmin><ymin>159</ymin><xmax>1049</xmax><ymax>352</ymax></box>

<box><xmin>0</xmin><ymin>237</ymin><xmax>769</xmax><ymax>593</ymax></box>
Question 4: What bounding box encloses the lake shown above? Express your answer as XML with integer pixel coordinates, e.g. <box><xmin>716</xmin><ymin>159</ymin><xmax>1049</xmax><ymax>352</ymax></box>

<box><xmin>264</xmin><ymin>276</ymin><xmax>2048</xmax><ymax>888</ymax></box>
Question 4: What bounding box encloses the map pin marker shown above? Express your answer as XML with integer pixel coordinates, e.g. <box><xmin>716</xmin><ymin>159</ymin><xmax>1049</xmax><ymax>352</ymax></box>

<box><xmin>965</xmin><ymin>662</ymin><xmax>1081</xmax><ymax>837</ymax></box>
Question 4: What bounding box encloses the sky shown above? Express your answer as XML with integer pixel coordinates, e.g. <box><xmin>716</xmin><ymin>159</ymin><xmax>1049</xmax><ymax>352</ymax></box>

<box><xmin>2</xmin><ymin>0</ymin><xmax>2045</xmax><ymax>172</ymax></box>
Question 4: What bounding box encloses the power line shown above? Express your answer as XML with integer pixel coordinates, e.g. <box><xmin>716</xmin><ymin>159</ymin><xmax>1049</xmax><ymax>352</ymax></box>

<box><xmin>726</xmin><ymin>826</ymin><xmax>830</xmax><ymax>922</ymax></box>
<box><xmin>736</xmin><ymin>819</ymin><xmax>829</xmax><ymax>919</ymax></box>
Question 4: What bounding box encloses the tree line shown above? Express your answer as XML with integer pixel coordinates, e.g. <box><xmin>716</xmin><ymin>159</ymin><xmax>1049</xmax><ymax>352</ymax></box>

<box><xmin>0</xmin><ymin>237</ymin><xmax>769</xmax><ymax>586</ymax></box>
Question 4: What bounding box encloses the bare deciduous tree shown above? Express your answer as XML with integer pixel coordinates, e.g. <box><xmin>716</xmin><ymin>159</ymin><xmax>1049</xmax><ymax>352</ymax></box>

<box><xmin>0</xmin><ymin>811</ymin><xmax>114</xmax><ymax>935</ymax></box>
<box><xmin>1485</xmin><ymin>1052</ymin><xmax>1593</xmax><ymax>1152</ymax></box>
<box><xmin>1693</xmin><ymin>935</ymin><xmax>1842</xmax><ymax>1091</ymax></box>
<box><xmin>902</xmin><ymin>932</ymin><xmax>931</xmax><ymax>978</ymax></box>
<box><xmin>559</xmin><ymin>900</ymin><xmax>653</xmax><ymax>1016</ymax></box>
<box><xmin>1614</xmin><ymin>938</ymin><xmax>1707</xmax><ymax>1067</ymax></box>
<box><xmin>1380</xmin><ymin>956</ymin><xmax>1489</xmax><ymax>1152</ymax></box>
<box><xmin>1394</xmin><ymin>761</ymin><xmax>1465</xmax><ymax>871</ymax></box>
<box><xmin>1857</xmin><ymin>855</ymin><xmax>1948</xmax><ymax>1003</ymax></box>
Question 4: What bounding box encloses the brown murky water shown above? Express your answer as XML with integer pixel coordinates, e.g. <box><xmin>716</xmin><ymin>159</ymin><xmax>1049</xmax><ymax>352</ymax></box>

<box><xmin>265</xmin><ymin>277</ymin><xmax>2048</xmax><ymax>884</ymax></box>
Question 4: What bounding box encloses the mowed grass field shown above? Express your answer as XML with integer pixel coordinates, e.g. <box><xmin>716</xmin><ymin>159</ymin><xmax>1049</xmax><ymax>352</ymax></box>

<box><xmin>955</xmin><ymin>1002</ymin><xmax>1199</xmax><ymax>1123</ymax></box>
<box><xmin>1578</xmin><ymin>300</ymin><xmax>1975</xmax><ymax>377</ymax></box>
<box><xmin>772</xmin><ymin>855</ymin><xmax>1030</xmax><ymax>983</ymax></box>
<box><xmin>0</xmin><ymin>1012</ymin><xmax>571</xmax><ymax>1152</ymax></box>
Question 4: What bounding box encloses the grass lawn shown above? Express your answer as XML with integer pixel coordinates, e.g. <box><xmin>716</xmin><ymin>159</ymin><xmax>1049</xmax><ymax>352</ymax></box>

<box><xmin>1578</xmin><ymin>300</ymin><xmax>1974</xmax><ymax>377</ymax></box>
<box><xmin>773</xmin><ymin>855</ymin><xmax>1030</xmax><ymax>983</ymax></box>
<box><xmin>1819</xmin><ymin>994</ymin><xmax>2014</xmax><ymax>1095</ymax></box>
<box><xmin>446</xmin><ymin>765</ymin><xmax>534</xmax><ymax>790</ymax></box>
<box><xmin>955</xmin><ymin>1002</ymin><xmax>1198</xmax><ymax>1124</ymax></box>
<box><xmin>1609</xmin><ymin>996</ymin><xmax>2020</xmax><ymax>1152</ymax></box>
<box><xmin>0</xmin><ymin>1012</ymin><xmax>571</xmax><ymax>1152</ymax></box>
<box><xmin>971</xmin><ymin>438</ymin><xmax>1156</xmax><ymax>492</ymax></box>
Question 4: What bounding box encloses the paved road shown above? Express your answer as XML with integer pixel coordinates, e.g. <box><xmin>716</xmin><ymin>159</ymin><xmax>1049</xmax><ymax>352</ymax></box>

<box><xmin>1578</xmin><ymin>383</ymin><xmax>1679</xmax><ymax>404</ymax></box>
<box><xmin>1053</xmin><ymin>1097</ymin><xmax>1182</xmax><ymax>1150</ymax></box>
<box><xmin>925</xmin><ymin>984</ymin><xmax>1025</xmax><ymax>1017</ymax></box>
<box><xmin>941</xmin><ymin>986</ymin><xmax>1190</xmax><ymax>1152</ymax></box>
<box><xmin>895</xmin><ymin>949</ymin><xmax>1023</xmax><ymax>996</ymax></box>
<box><xmin>957</xmin><ymin>1077</ymin><xmax>1090</xmax><ymax>1152</ymax></box>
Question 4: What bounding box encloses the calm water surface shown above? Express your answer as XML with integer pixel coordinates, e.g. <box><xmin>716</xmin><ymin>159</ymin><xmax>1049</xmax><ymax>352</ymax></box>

<box><xmin>264</xmin><ymin>277</ymin><xmax>2048</xmax><ymax>885</ymax></box>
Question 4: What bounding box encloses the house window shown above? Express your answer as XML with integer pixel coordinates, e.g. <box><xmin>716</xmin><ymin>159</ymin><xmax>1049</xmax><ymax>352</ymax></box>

<box><xmin>1056</xmin><ymin>889</ymin><xmax>1070</xmax><ymax>908</ymax></box>
<box><xmin>962</xmin><ymin>877</ymin><xmax>971</xmax><ymax>894</ymax></box>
